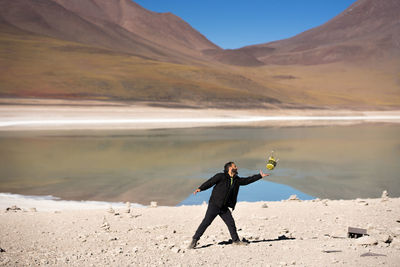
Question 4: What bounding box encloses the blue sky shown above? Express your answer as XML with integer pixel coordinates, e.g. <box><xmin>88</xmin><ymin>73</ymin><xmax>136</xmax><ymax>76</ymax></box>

<box><xmin>134</xmin><ymin>0</ymin><xmax>358</xmax><ymax>49</ymax></box>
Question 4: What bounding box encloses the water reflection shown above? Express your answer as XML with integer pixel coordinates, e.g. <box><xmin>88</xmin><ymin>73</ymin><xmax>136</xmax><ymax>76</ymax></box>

<box><xmin>0</xmin><ymin>124</ymin><xmax>399</xmax><ymax>206</ymax></box>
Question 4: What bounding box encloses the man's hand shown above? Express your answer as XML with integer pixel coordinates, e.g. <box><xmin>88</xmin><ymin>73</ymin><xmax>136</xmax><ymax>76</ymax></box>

<box><xmin>193</xmin><ymin>188</ymin><xmax>201</xmax><ymax>195</ymax></box>
<box><xmin>260</xmin><ymin>170</ymin><xmax>270</xmax><ymax>178</ymax></box>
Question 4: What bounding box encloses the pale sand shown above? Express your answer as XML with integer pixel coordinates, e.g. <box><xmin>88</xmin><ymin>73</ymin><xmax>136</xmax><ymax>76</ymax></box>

<box><xmin>1</xmin><ymin>197</ymin><xmax>399</xmax><ymax>266</ymax></box>
<box><xmin>0</xmin><ymin>101</ymin><xmax>400</xmax><ymax>131</ymax></box>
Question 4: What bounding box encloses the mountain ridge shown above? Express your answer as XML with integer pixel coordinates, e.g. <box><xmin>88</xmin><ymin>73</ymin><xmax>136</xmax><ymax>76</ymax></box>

<box><xmin>0</xmin><ymin>0</ymin><xmax>399</xmax><ymax>108</ymax></box>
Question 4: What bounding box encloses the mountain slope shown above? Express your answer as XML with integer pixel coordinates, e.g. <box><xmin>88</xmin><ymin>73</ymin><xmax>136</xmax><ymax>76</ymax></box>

<box><xmin>238</xmin><ymin>0</ymin><xmax>400</xmax><ymax>65</ymax></box>
<box><xmin>0</xmin><ymin>0</ymin><xmax>399</xmax><ymax>108</ymax></box>
<box><xmin>0</xmin><ymin>0</ymin><xmax>220</xmax><ymax>64</ymax></box>
<box><xmin>0</xmin><ymin>24</ymin><xmax>280</xmax><ymax>106</ymax></box>
<box><xmin>52</xmin><ymin>0</ymin><xmax>220</xmax><ymax>54</ymax></box>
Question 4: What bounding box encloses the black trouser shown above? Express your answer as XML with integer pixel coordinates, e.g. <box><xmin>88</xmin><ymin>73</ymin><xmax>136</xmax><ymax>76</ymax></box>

<box><xmin>193</xmin><ymin>202</ymin><xmax>239</xmax><ymax>241</ymax></box>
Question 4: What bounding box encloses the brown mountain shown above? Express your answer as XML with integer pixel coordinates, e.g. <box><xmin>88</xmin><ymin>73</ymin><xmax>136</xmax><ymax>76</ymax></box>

<box><xmin>0</xmin><ymin>0</ymin><xmax>220</xmax><ymax>63</ymax></box>
<box><xmin>52</xmin><ymin>0</ymin><xmax>220</xmax><ymax>55</ymax></box>
<box><xmin>224</xmin><ymin>0</ymin><xmax>400</xmax><ymax>65</ymax></box>
<box><xmin>0</xmin><ymin>0</ymin><xmax>399</xmax><ymax>108</ymax></box>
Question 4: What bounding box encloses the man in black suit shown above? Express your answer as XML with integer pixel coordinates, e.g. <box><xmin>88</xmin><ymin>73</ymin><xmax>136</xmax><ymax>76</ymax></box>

<box><xmin>188</xmin><ymin>162</ymin><xmax>269</xmax><ymax>249</ymax></box>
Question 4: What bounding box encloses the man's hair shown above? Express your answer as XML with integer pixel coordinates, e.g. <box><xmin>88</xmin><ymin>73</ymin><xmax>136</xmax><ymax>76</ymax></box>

<box><xmin>224</xmin><ymin>161</ymin><xmax>235</xmax><ymax>173</ymax></box>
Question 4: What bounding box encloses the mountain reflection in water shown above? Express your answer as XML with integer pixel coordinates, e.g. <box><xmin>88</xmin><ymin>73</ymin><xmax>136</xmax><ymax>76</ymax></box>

<box><xmin>0</xmin><ymin>124</ymin><xmax>399</xmax><ymax>206</ymax></box>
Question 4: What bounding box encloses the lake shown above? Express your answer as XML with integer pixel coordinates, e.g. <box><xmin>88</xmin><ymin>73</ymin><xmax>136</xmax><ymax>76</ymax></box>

<box><xmin>0</xmin><ymin>124</ymin><xmax>399</xmax><ymax>206</ymax></box>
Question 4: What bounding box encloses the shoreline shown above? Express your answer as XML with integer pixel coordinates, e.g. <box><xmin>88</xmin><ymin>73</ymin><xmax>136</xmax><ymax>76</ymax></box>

<box><xmin>1</xmin><ymin>103</ymin><xmax>400</xmax><ymax>131</ymax></box>
<box><xmin>0</xmin><ymin>192</ymin><xmax>143</xmax><ymax>212</ymax></box>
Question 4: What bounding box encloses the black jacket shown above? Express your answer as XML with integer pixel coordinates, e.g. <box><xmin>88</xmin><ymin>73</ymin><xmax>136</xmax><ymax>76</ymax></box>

<box><xmin>198</xmin><ymin>172</ymin><xmax>262</xmax><ymax>210</ymax></box>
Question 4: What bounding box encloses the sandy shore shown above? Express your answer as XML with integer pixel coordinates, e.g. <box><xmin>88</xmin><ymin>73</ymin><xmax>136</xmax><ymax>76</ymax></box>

<box><xmin>1</xmin><ymin>99</ymin><xmax>400</xmax><ymax>131</ymax></box>
<box><xmin>1</xmin><ymin>196</ymin><xmax>399</xmax><ymax>266</ymax></box>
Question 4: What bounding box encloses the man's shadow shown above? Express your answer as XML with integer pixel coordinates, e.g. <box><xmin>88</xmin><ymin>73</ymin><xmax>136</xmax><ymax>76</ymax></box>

<box><xmin>195</xmin><ymin>235</ymin><xmax>295</xmax><ymax>249</ymax></box>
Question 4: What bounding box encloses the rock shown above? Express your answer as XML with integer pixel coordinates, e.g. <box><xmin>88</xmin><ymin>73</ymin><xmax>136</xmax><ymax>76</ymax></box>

<box><xmin>381</xmin><ymin>190</ymin><xmax>389</xmax><ymax>201</ymax></box>
<box><xmin>377</xmin><ymin>234</ymin><xmax>393</xmax><ymax>244</ymax></box>
<box><xmin>5</xmin><ymin>205</ymin><xmax>21</xmax><ymax>212</ymax></box>
<box><xmin>29</xmin><ymin>207</ymin><xmax>37</xmax><ymax>212</ymax></box>
<box><xmin>390</xmin><ymin>237</ymin><xmax>400</xmax><ymax>249</ymax></box>
<box><xmin>150</xmin><ymin>201</ymin><xmax>158</xmax><ymax>208</ymax></box>
<box><xmin>170</xmin><ymin>246</ymin><xmax>180</xmax><ymax>253</ymax></box>
<box><xmin>261</xmin><ymin>203</ymin><xmax>268</xmax><ymax>208</ymax></box>
<box><xmin>114</xmin><ymin>247</ymin><xmax>123</xmax><ymax>255</ymax></box>
<box><xmin>392</xmin><ymin>227</ymin><xmax>400</xmax><ymax>237</ymax></box>
<box><xmin>281</xmin><ymin>228</ymin><xmax>290</xmax><ymax>234</ymax></box>
<box><xmin>132</xmin><ymin>247</ymin><xmax>139</xmax><ymax>253</ymax></box>
<box><xmin>288</xmin><ymin>195</ymin><xmax>300</xmax><ymax>201</ymax></box>
<box><xmin>0</xmin><ymin>248</ymin><xmax>5</xmax><ymax>253</ymax></box>
<box><xmin>106</xmin><ymin>205</ymin><xmax>115</xmax><ymax>214</ymax></box>
<box><xmin>101</xmin><ymin>216</ymin><xmax>111</xmax><ymax>232</ymax></box>
<box><xmin>156</xmin><ymin>235</ymin><xmax>168</xmax><ymax>240</ymax></box>
<box><xmin>355</xmin><ymin>236</ymin><xmax>378</xmax><ymax>246</ymax></box>
<box><xmin>124</xmin><ymin>202</ymin><xmax>131</xmax><ymax>213</ymax></box>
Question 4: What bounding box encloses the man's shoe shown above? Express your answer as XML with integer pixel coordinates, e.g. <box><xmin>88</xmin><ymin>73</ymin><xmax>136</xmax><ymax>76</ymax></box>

<box><xmin>233</xmin><ymin>239</ymin><xmax>248</xmax><ymax>246</ymax></box>
<box><xmin>188</xmin><ymin>238</ymin><xmax>198</xmax><ymax>249</ymax></box>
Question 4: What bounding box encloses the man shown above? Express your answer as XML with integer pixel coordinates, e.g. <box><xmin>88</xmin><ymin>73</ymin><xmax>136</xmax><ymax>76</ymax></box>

<box><xmin>188</xmin><ymin>162</ymin><xmax>269</xmax><ymax>249</ymax></box>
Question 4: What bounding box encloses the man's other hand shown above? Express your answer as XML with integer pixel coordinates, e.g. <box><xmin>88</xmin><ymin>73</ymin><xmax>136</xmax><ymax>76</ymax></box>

<box><xmin>260</xmin><ymin>170</ymin><xmax>270</xmax><ymax>177</ymax></box>
<box><xmin>193</xmin><ymin>188</ymin><xmax>201</xmax><ymax>195</ymax></box>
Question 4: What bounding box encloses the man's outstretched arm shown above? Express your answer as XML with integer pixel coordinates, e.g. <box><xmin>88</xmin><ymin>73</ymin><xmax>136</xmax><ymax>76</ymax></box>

<box><xmin>238</xmin><ymin>170</ymin><xmax>269</xmax><ymax>185</ymax></box>
<box><xmin>193</xmin><ymin>174</ymin><xmax>221</xmax><ymax>195</ymax></box>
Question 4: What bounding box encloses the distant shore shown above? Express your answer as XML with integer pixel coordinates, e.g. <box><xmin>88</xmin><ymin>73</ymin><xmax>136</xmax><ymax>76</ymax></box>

<box><xmin>0</xmin><ymin>99</ymin><xmax>399</xmax><ymax>131</ymax></box>
<box><xmin>1</xmin><ymin>194</ymin><xmax>399</xmax><ymax>266</ymax></box>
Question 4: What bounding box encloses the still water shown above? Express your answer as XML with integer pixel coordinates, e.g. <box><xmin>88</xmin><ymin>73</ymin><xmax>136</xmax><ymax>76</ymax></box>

<box><xmin>0</xmin><ymin>124</ymin><xmax>399</xmax><ymax>206</ymax></box>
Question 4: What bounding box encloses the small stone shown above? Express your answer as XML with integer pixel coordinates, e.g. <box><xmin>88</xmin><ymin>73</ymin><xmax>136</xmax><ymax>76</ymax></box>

<box><xmin>288</xmin><ymin>195</ymin><xmax>300</xmax><ymax>201</ymax></box>
<box><xmin>290</xmin><ymin>260</ymin><xmax>296</xmax><ymax>265</ymax></box>
<box><xmin>392</xmin><ymin>227</ymin><xmax>400</xmax><ymax>237</ymax></box>
<box><xmin>381</xmin><ymin>190</ymin><xmax>389</xmax><ymax>198</ymax></box>
<box><xmin>29</xmin><ymin>207</ymin><xmax>37</xmax><ymax>212</ymax></box>
<box><xmin>150</xmin><ymin>201</ymin><xmax>158</xmax><ymax>208</ymax></box>
<box><xmin>5</xmin><ymin>205</ymin><xmax>22</xmax><ymax>212</ymax></box>
<box><xmin>124</xmin><ymin>202</ymin><xmax>131</xmax><ymax>213</ymax></box>
<box><xmin>355</xmin><ymin>236</ymin><xmax>378</xmax><ymax>246</ymax></box>
<box><xmin>156</xmin><ymin>235</ymin><xmax>168</xmax><ymax>240</ymax></box>
<box><xmin>171</xmin><ymin>247</ymin><xmax>180</xmax><ymax>253</ymax></box>
<box><xmin>261</xmin><ymin>203</ymin><xmax>268</xmax><ymax>208</ymax></box>
<box><xmin>377</xmin><ymin>234</ymin><xmax>392</xmax><ymax>243</ymax></box>
<box><xmin>322</xmin><ymin>199</ymin><xmax>329</xmax><ymax>206</ymax></box>
<box><xmin>107</xmin><ymin>205</ymin><xmax>115</xmax><ymax>214</ymax></box>
<box><xmin>279</xmin><ymin>262</ymin><xmax>287</xmax><ymax>266</ymax></box>
<box><xmin>101</xmin><ymin>216</ymin><xmax>111</xmax><ymax>232</ymax></box>
<box><xmin>0</xmin><ymin>248</ymin><xmax>5</xmax><ymax>253</ymax></box>
<box><xmin>389</xmin><ymin>237</ymin><xmax>400</xmax><ymax>249</ymax></box>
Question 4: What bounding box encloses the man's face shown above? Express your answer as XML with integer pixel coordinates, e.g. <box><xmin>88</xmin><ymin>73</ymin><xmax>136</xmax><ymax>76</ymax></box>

<box><xmin>230</xmin><ymin>164</ymin><xmax>238</xmax><ymax>174</ymax></box>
